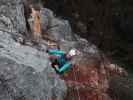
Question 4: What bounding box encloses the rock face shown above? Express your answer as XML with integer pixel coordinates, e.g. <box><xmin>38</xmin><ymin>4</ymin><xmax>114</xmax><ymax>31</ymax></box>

<box><xmin>0</xmin><ymin>0</ymin><xmax>129</xmax><ymax>100</ymax></box>
<box><xmin>0</xmin><ymin>30</ymin><xmax>67</xmax><ymax>100</ymax></box>
<box><xmin>38</xmin><ymin>5</ymin><xmax>112</xmax><ymax>100</ymax></box>
<box><xmin>0</xmin><ymin>0</ymin><xmax>105</xmax><ymax>99</ymax></box>
<box><xmin>0</xmin><ymin>0</ymin><xmax>67</xmax><ymax>100</ymax></box>
<box><xmin>0</xmin><ymin>0</ymin><xmax>28</xmax><ymax>34</ymax></box>
<box><xmin>29</xmin><ymin>7</ymin><xmax>76</xmax><ymax>41</ymax></box>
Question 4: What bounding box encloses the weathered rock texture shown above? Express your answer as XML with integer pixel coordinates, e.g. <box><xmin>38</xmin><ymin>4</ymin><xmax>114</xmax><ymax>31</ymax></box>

<box><xmin>0</xmin><ymin>0</ymin><xmax>109</xmax><ymax>99</ymax></box>
<box><xmin>0</xmin><ymin>0</ymin><xmax>131</xmax><ymax>100</ymax></box>
<box><xmin>0</xmin><ymin>0</ymin><xmax>28</xmax><ymax>34</ymax></box>
<box><xmin>0</xmin><ymin>0</ymin><xmax>67</xmax><ymax>100</ymax></box>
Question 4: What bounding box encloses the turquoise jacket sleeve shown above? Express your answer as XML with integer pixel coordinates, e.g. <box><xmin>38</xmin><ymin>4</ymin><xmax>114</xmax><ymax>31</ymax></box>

<box><xmin>48</xmin><ymin>49</ymin><xmax>65</xmax><ymax>55</ymax></box>
<box><xmin>55</xmin><ymin>62</ymin><xmax>71</xmax><ymax>73</ymax></box>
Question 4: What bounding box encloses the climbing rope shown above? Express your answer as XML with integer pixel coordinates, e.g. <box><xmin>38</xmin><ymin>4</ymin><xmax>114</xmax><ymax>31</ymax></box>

<box><xmin>72</xmin><ymin>65</ymin><xmax>81</xmax><ymax>100</ymax></box>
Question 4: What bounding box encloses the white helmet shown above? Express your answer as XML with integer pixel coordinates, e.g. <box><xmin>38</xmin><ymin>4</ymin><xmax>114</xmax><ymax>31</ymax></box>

<box><xmin>68</xmin><ymin>48</ymin><xmax>80</xmax><ymax>56</ymax></box>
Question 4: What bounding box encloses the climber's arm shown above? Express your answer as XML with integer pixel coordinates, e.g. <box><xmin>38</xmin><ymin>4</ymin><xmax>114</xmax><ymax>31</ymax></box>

<box><xmin>47</xmin><ymin>49</ymin><xmax>65</xmax><ymax>55</ymax></box>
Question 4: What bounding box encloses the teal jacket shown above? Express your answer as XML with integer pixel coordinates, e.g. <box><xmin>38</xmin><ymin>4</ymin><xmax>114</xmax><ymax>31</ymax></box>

<box><xmin>47</xmin><ymin>49</ymin><xmax>71</xmax><ymax>74</ymax></box>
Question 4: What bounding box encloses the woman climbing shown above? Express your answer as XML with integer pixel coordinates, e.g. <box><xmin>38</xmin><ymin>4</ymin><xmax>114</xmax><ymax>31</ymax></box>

<box><xmin>47</xmin><ymin>41</ymin><xmax>80</xmax><ymax>74</ymax></box>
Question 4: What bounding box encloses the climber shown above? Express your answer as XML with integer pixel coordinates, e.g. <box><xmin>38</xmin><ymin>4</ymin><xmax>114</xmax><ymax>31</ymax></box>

<box><xmin>47</xmin><ymin>41</ymin><xmax>80</xmax><ymax>74</ymax></box>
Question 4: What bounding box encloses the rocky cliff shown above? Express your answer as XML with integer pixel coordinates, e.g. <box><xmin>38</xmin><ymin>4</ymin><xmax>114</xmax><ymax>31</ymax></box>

<box><xmin>0</xmin><ymin>0</ymin><xmax>105</xmax><ymax>99</ymax></box>
<box><xmin>0</xmin><ymin>0</ymin><xmax>131</xmax><ymax>100</ymax></box>
<box><xmin>0</xmin><ymin>0</ymin><xmax>67</xmax><ymax>100</ymax></box>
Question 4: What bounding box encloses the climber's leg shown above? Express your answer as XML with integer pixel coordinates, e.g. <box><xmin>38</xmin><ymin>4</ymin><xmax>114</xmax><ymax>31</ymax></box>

<box><xmin>58</xmin><ymin>62</ymin><xmax>72</xmax><ymax>73</ymax></box>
